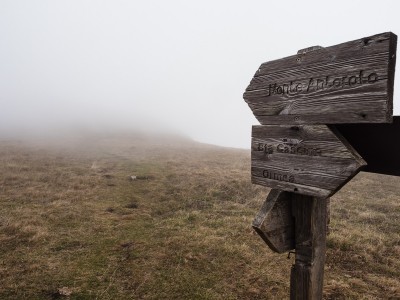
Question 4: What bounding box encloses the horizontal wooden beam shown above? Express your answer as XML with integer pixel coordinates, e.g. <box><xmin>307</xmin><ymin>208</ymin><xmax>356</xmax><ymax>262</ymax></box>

<box><xmin>335</xmin><ymin>116</ymin><xmax>400</xmax><ymax>176</ymax></box>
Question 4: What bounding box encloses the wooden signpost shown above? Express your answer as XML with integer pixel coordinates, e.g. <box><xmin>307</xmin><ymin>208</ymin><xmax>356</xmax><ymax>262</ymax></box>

<box><xmin>243</xmin><ymin>32</ymin><xmax>398</xmax><ymax>299</ymax></box>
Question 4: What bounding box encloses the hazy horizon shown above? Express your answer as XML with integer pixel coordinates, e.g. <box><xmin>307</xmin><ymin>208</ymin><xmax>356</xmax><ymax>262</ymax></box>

<box><xmin>1</xmin><ymin>0</ymin><xmax>400</xmax><ymax>148</ymax></box>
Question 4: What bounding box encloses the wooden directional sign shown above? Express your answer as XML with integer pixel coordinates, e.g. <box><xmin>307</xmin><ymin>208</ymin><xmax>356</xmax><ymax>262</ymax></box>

<box><xmin>244</xmin><ymin>32</ymin><xmax>397</xmax><ymax>125</ymax></box>
<box><xmin>252</xmin><ymin>125</ymin><xmax>366</xmax><ymax>197</ymax></box>
<box><xmin>252</xmin><ymin>189</ymin><xmax>294</xmax><ymax>253</ymax></box>
<box><xmin>244</xmin><ymin>32</ymin><xmax>398</xmax><ymax>300</ymax></box>
<box><xmin>253</xmin><ymin>190</ymin><xmax>331</xmax><ymax>254</ymax></box>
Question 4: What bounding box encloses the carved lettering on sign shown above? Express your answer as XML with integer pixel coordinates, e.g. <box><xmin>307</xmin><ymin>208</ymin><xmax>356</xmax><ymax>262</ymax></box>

<box><xmin>258</xmin><ymin>143</ymin><xmax>274</xmax><ymax>154</ymax></box>
<box><xmin>262</xmin><ymin>170</ymin><xmax>295</xmax><ymax>183</ymax></box>
<box><xmin>252</xmin><ymin>124</ymin><xmax>368</xmax><ymax>197</ymax></box>
<box><xmin>257</xmin><ymin>140</ymin><xmax>322</xmax><ymax>157</ymax></box>
<box><xmin>265</xmin><ymin>70</ymin><xmax>378</xmax><ymax>97</ymax></box>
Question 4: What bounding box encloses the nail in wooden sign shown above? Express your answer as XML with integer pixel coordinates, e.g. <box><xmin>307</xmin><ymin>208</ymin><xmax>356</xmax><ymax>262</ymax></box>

<box><xmin>244</xmin><ymin>32</ymin><xmax>397</xmax><ymax>125</ymax></box>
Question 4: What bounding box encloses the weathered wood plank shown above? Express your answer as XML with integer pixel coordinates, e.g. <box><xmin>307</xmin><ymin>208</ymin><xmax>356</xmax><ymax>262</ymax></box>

<box><xmin>257</xmin><ymin>33</ymin><xmax>393</xmax><ymax>75</ymax></box>
<box><xmin>252</xmin><ymin>124</ymin><xmax>359</xmax><ymax>159</ymax></box>
<box><xmin>243</xmin><ymin>32</ymin><xmax>397</xmax><ymax>124</ymax></box>
<box><xmin>252</xmin><ymin>189</ymin><xmax>295</xmax><ymax>253</ymax></box>
<box><xmin>253</xmin><ymin>189</ymin><xmax>331</xmax><ymax>254</ymax></box>
<box><xmin>247</xmin><ymin>64</ymin><xmax>388</xmax><ymax>93</ymax></box>
<box><xmin>251</xmin><ymin>125</ymin><xmax>366</xmax><ymax>197</ymax></box>
<box><xmin>252</xmin><ymin>176</ymin><xmax>331</xmax><ymax>198</ymax></box>
<box><xmin>290</xmin><ymin>195</ymin><xmax>327</xmax><ymax>300</ymax></box>
<box><xmin>246</xmin><ymin>80</ymin><xmax>388</xmax><ymax>115</ymax></box>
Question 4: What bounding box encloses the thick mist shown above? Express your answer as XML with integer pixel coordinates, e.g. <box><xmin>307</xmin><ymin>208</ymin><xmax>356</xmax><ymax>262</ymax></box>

<box><xmin>1</xmin><ymin>0</ymin><xmax>400</xmax><ymax>148</ymax></box>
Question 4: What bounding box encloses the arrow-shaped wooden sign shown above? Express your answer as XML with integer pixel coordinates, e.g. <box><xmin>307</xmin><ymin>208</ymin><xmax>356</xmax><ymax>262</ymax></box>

<box><xmin>252</xmin><ymin>125</ymin><xmax>366</xmax><ymax>197</ymax></box>
<box><xmin>245</xmin><ymin>32</ymin><xmax>397</xmax><ymax>197</ymax></box>
<box><xmin>244</xmin><ymin>32</ymin><xmax>397</xmax><ymax>125</ymax></box>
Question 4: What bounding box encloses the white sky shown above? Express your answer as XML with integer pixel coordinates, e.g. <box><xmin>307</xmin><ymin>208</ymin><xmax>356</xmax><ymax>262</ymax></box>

<box><xmin>1</xmin><ymin>0</ymin><xmax>399</xmax><ymax>148</ymax></box>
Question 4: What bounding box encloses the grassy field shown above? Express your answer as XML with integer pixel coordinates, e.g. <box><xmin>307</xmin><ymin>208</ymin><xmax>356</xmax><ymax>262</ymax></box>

<box><xmin>0</xmin><ymin>134</ymin><xmax>399</xmax><ymax>299</ymax></box>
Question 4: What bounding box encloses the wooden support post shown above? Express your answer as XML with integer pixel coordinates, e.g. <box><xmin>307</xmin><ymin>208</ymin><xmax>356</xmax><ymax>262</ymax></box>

<box><xmin>290</xmin><ymin>194</ymin><xmax>328</xmax><ymax>300</ymax></box>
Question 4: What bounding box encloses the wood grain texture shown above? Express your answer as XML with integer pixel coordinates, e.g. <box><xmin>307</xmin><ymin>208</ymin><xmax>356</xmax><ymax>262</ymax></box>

<box><xmin>244</xmin><ymin>32</ymin><xmax>397</xmax><ymax>124</ymax></box>
<box><xmin>253</xmin><ymin>189</ymin><xmax>331</xmax><ymax>254</ymax></box>
<box><xmin>251</xmin><ymin>125</ymin><xmax>366</xmax><ymax>197</ymax></box>
<box><xmin>290</xmin><ymin>195</ymin><xmax>327</xmax><ymax>300</ymax></box>
<box><xmin>252</xmin><ymin>189</ymin><xmax>295</xmax><ymax>253</ymax></box>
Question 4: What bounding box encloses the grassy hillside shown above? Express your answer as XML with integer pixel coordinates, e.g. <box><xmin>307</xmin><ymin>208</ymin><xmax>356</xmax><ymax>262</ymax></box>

<box><xmin>0</xmin><ymin>135</ymin><xmax>399</xmax><ymax>299</ymax></box>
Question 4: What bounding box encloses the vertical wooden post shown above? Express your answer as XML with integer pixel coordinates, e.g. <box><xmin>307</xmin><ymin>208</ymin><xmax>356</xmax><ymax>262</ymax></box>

<box><xmin>290</xmin><ymin>194</ymin><xmax>328</xmax><ymax>300</ymax></box>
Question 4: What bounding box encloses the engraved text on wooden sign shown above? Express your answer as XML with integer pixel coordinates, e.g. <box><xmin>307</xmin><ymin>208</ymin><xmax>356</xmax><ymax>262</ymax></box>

<box><xmin>251</xmin><ymin>125</ymin><xmax>366</xmax><ymax>197</ymax></box>
<box><xmin>244</xmin><ymin>32</ymin><xmax>397</xmax><ymax>125</ymax></box>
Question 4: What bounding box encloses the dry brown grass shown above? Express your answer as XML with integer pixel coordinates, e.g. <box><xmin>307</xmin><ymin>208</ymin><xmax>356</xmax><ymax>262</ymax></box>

<box><xmin>0</xmin><ymin>134</ymin><xmax>399</xmax><ymax>299</ymax></box>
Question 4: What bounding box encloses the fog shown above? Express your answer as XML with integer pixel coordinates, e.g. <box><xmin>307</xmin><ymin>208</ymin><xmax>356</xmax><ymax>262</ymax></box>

<box><xmin>1</xmin><ymin>0</ymin><xmax>400</xmax><ymax>148</ymax></box>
